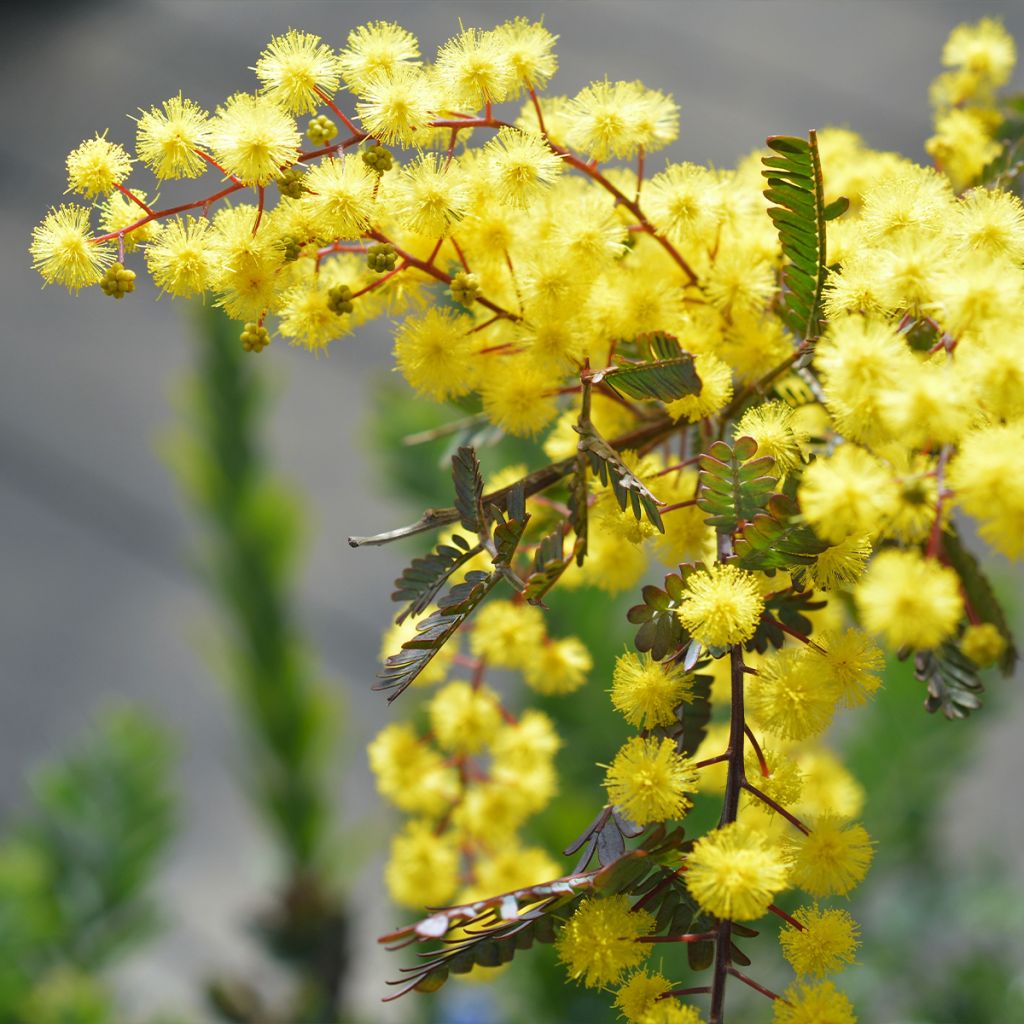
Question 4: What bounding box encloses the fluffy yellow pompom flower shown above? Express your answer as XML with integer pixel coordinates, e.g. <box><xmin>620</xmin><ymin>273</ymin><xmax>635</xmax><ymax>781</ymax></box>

<box><xmin>392</xmin><ymin>153</ymin><xmax>469</xmax><ymax>237</ymax></box>
<box><xmin>665</xmin><ymin>353</ymin><xmax>733</xmax><ymax>424</ymax></box>
<box><xmin>799</xmin><ymin>445</ymin><xmax>899</xmax><ymax>544</ymax></box>
<box><xmin>961</xmin><ymin>622</ymin><xmax>1007</xmax><ymax>667</ymax></box>
<box><xmin>603</xmin><ymin>737</ymin><xmax>699</xmax><ymax>825</ymax></box>
<box><xmin>811</xmin><ymin>629</ymin><xmax>884</xmax><ymax>708</ymax></box>
<box><xmin>339</xmin><ymin>21</ymin><xmax>420</xmax><ymax>94</ymax></box>
<box><xmin>610</xmin><ymin>651</ymin><xmax>694</xmax><ymax>729</ymax></box>
<box><xmin>298</xmin><ymin>156</ymin><xmax>376</xmax><ymax>239</ymax></box>
<box><xmin>614</xmin><ymin>971</ymin><xmax>702</xmax><ymax>1024</ymax></box>
<box><xmin>747</xmin><ymin>647</ymin><xmax>838</xmax><ymax>742</ymax></box>
<box><xmin>253</xmin><ymin>29</ymin><xmax>341</xmax><ymax>114</ymax></box>
<box><xmin>394</xmin><ymin>309</ymin><xmax>475</xmax><ymax>401</ymax></box>
<box><xmin>676</xmin><ymin>564</ymin><xmax>764</xmax><ymax>649</ymax></box>
<box><xmin>685</xmin><ymin>822</ymin><xmax>789</xmax><ymax>922</ymax></box>
<box><xmin>277</xmin><ymin>278</ymin><xmax>351</xmax><ymax>352</ymax></box>
<box><xmin>807</xmin><ymin>536</ymin><xmax>871</xmax><ymax>592</ymax></box>
<box><xmin>779</xmin><ymin>905</ymin><xmax>860</xmax><ymax>979</ymax></box>
<box><xmin>30</xmin><ymin>205</ymin><xmax>113</xmax><ymax>291</ymax></box>
<box><xmin>428</xmin><ymin>680</ymin><xmax>503</xmax><ymax>754</ymax></box>
<box><xmin>645</xmin><ymin>162</ymin><xmax>722</xmax><ymax>247</ymax></box>
<box><xmin>134</xmin><ymin>94</ymin><xmax>212</xmax><ymax>180</ymax></box>
<box><xmin>484</xmin><ymin>127</ymin><xmax>565</xmax><ymax>209</ymax></box>
<box><xmin>556</xmin><ymin>895</ymin><xmax>654</xmax><ymax>989</ymax></box>
<box><xmin>65</xmin><ymin>133</ymin><xmax>133</xmax><ymax>199</ymax></box>
<box><xmin>209</xmin><ymin>92</ymin><xmax>301</xmax><ymax>186</ymax></box>
<box><xmin>926</xmin><ymin>107</ymin><xmax>1001</xmax><ymax>191</ymax></box>
<box><xmin>793</xmin><ymin>749</ymin><xmax>864</xmax><ymax>823</ymax></box>
<box><xmin>385</xmin><ymin>820</ymin><xmax>459</xmax><ymax>909</ymax></box>
<box><xmin>480</xmin><ymin>356</ymin><xmax>559</xmax><ymax>437</ymax></box>
<box><xmin>355</xmin><ymin>64</ymin><xmax>432</xmax><ymax>146</ymax></box>
<box><xmin>494</xmin><ymin>17</ymin><xmax>559</xmax><ymax>93</ymax></box>
<box><xmin>855</xmin><ymin>549</ymin><xmax>962</xmax><ymax>651</ymax></box>
<box><xmin>523</xmin><ymin>637</ymin><xmax>592</xmax><ymax>696</ymax></box>
<box><xmin>98</xmin><ymin>191</ymin><xmax>159</xmax><ymax>252</ymax></box>
<box><xmin>952</xmin><ymin>187</ymin><xmax>1024</xmax><ymax>262</ymax></box>
<box><xmin>470</xmin><ymin>601</ymin><xmax>546</xmax><ymax>668</ymax></box>
<box><xmin>143</xmin><ymin>216</ymin><xmax>213</xmax><ymax>297</ymax></box>
<box><xmin>367</xmin><ymin>723</ymin><xmax>459</xmax><ymax>818</ymax></box>
<box><xmin>943</xmin><ymin>16</ymin><xmax>1016</xmax><ymax>87</ymax></box>
<box><xmin>567</xmin><ymin>80</ymin><xmax>643</xmax><ymax>161</ymax></box>
<box><xmin>785</xmin><ymin>816</ymin><xmax>874</xmax><ymax>898</ymax></box>
<box><xmin>774</xmin><ymin>981</ymin><xmax>857</xmax><ymax>1024</ymax></box>
<box><xmin>435</xmin><ymin>27</ymin><xmax>516</xmax><ymax>109</ymax></box>
<box><xmin>736</xmin><ymin>401</ymin><xmax>808</xmax><ymax>476</ymax></box>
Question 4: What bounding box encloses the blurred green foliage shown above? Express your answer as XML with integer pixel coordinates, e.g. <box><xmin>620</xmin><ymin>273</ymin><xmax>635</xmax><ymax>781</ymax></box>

<box><xmin>0</xmin><ymin>706</ymin><xmax>176</xmax><ymax>1024</ymax></box>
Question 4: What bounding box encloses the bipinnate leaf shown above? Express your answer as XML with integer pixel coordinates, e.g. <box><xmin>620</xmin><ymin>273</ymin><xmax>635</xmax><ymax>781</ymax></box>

<box><xmin>391</xmin><ymin>533</ymin><xmax>484</xmax><ymax>625</ymax></box>
<box><xmin>452</xmin><ymin>446</ymin><xmax>485</xmax><ymax>534</ymax></box>
<box><xmin>763</xmin><ymin>131</ymin><xmax>843</xmax><ymax>341</ymax></box>
<box><xmin>697</xmin><ymin>437</ymin><xmax>778</xmax><ymax>533</ymax></box>
<box><xmin>734</xmin><ymin>494</ymin><xmax>829</xmax><ymax>575</ymax></box>
<box><xmin>916</xmin><ymin>642</ymin><xmax>985</xmax><ymax>720</ymax></box>
<box><xmin>593</xmin><ymin>333</ymin><xmax>702</xmax><ymax>403</ymax></box>
<box><xmin>627</xmin><ymin>573</ymin><xmax>687</xmax><ymax>661</ymax></box>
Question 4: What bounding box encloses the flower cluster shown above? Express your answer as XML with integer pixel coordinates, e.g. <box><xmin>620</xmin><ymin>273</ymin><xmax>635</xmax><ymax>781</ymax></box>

<box><xmin>32</xmin><ymin>15</ymin><xmax>1024</xmax><ymax>1024</ymax></box>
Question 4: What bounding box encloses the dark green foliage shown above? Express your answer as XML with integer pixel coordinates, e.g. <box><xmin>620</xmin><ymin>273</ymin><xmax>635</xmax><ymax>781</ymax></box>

<box><xmin>915</xmin><ymin>642</ymin><xmax>985</xmax><ymax>719</ymax></box>
<box><xmin>380</xmin><ymin>826</ymin><xmax>690</xmax><ymax>1000</ymax></box>
<box><xmin>391</xmin><ymin>533</ymin><xmax>483</xmax><ymax>624</ymax></box>
<box><xmin>762</xmin><ymin>132</ymin><xmax>844</xmax><ymax>340</ymax></box>
<box><xmin>747</xmin><ymin>588</ymin><xmax>826</xmax><ymax>653</ymax></box>
<box><xmin>627</xmin><ymin>573</ymin><xmax>688</xmax><ymax>660</ymax></box>
<box><xmin>733</xmin><ymin>494</ymin><xmax>829</xmax><ymax>576</ymax></box>
<box><xmin>523</xmin><ymin>528</ymin><xmax>576</xmax><ymax>604</ymax></box>
<box><xmin>941</xmin><ymin>527</ymin><xmax>1018</xmax><ymax>674</ymax></box>
<box><xmin>0</xmin><ymin>707</ymin><xmax>175</xmax><ymax>1023</ymax></box>
<box><xmin>568</xmin><ymin>451</ymin><xmax>589</xmax><ymax>565</ymax></box>
<box><xmin>596</xmin><ymin>333</ymin><xmax>702</xmax><ymax>403</ymax></box>
<box><xmin>697</xmin><ymin>437</ymin><xmax>777</xmax><ymax>533</ymax></box>
<box><xmin>452</xmin><ymin>445</ymin><xmax>485</xmax><ymax>533</ymax></box>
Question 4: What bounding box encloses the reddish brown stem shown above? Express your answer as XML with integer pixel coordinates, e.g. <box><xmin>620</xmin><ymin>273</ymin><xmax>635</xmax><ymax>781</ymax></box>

<box><xmin>313</xmin><ymin>85</ymin><xmax>359</xmax><ymax>135</ymax></box>
<box><xmin>727</xmin><ymin>968</ymin><xmax>783</xmax><ymax>1002</ymax></box>
<box><xmin>636</xmin><ymin>932</ymin><xmax>717</xmax><ymax>944</ymax></box>
<box><xmin>743</xmin><ymin>725</ymin><xmax>769</xmax><ymax>778</ymax></box>
<box><xmin>742</xmin><ymin>781</ymin><xmax>810</xmax><ymax>835</ymax></box>
<box><xmin>768</xmin><ymin>904</ymin><xmax>804</xmax><ymax>931</ymax></box>
<box><xmin>114</xmin><ymin>182</ymin><xmax>153</xmax><ymax>215</ymax></box>
<box><xmin>695</xmin><ymin>752</ymin><xmax>730</xmax><ymax>770</ymax></box>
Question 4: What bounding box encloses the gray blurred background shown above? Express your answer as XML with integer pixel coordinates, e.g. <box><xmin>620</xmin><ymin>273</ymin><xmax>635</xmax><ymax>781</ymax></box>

<box><xmin>4</xmin><ymin>2</ymin><xmax>1024</xmax><ymax>1021</ymax></box>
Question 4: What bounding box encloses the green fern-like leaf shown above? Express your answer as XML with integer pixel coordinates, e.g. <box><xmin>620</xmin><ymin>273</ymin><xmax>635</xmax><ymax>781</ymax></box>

<box><xmin>576</xmin><ymin>425</ymin><xmax>665</xmax><ymax>532</ymax></box>
<box><xmin>916</xmin><ymin>642</ymin><xmax>985</xmax><ymax>720</ymax></box>
<box><xmin>627</xmin><ymin>573</ymin><xmax>688</xmax><ymax>660</ymax></box>
<box><xmin>697</xmin><ymin>437</ymin><xmax>778</xmax><ymax>533</ymax></box>
<box><xmin>595</xmin><ymin>333</ymin><xmax>702</xmax><ymax>403</ymax></box>
<box><xmin>391</xmin><ymin>533</ymin><xmax>484</xmax><ymax>625</ymax></box>
<box><xmin>734</xmin><ymin>495</ymin><xmax>829</xmax><ymax>575</ymax></box>
<box><xmin>376</xmin><ymin>570</ymin><xmax>499</xmax><ymax>702</ymax></box>
<box><xmin>452</xmin><ymin>446</ymin><xmax>485</xmax><ymax>534</ymax></box>
<box><xmin>762</xmin><ymin>132</ymin><xmax>845</xmax><ymax>341</ymax></box>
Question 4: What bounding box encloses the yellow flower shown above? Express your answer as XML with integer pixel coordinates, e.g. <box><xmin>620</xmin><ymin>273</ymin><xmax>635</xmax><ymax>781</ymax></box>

<box><xmin>339</xmin><ymin>21</ymin><xmax>421</xmax><ymax>95</ymax></box>
<box><xmin>610</xmin><ymin>651</ymin><xmax>694</xmax><ymax>729</ymax></box>
<box><xmin>685</xmin><ymin>822</ymin><xmax>789</xmax><ymax>921</ymax></box>
<box><xmin>799</xmin><ymin>445</ymin><xmax>900</xmax><ymax>544</ymax></box>
<box><xmin>98</xmin><ymin>191</ymin><xmax>159</xmax><ymax>252</ymax></box>
<box><xmin>792</xmin><ymin>749</ymin><xmax>864</xmax><ymax>823</ymax></box>
<box><xmin>134</xmin><ymin>94</ymin><xmax>212</xmax><ymax>179</ymax></box>
<box><xmin>961</xmin><ymin>622</ymin><xmax>1007</xmax><ymax>667</ymax></box>
<box><xmin>470</xmin><ymin>601</ymin><xmax>546</xmax><ymax>668</ymax></box>
<box><xmin>355</xmin><ymin>64</ymin><xmax>432</xmax><ymax>146</ymax></box>
<box><xmin>480</xmin><ymin>355</ymin><xmax>559</xmax><ymax>437</ymax></box>
<box><xmin>494</xmin><ymin>17</ymin><xmax>559</xmax><ymax>93</ymax></box>
<box><xmin>30</xmin><ymin>205</ymin><xmax>113</xmax><ymax>291</ymax></box>
<box><xmin>394</xmin><ymin>308</ymin><xmax>476</xmax><ymax>401</ymax></box>
<box><xmin>144</xmin><ymin>216</ymin><xmax>213</xmax><ymax>297</ymax></box>
<box><xmin>490</xmin><ymin>710</ymin><xmax>562</xmax><ymax>770</ymax></box>
<box><xmin>367</xmin><ymin>723</ymin><xmax>459</xmax><ymax>818</ymax></box>
<box><xmin>522</xmin><ymin>637</ymin><xmax>592</xmax><ymax>696</ymax></box>
<box><xmin>614</xmin><ymin>970</ymin><xmax>703</xmax><ymax>1024</ymax></box>
<box><xmin>484</xmin><ymin>127</ymin><xmax>565</xmax><ymax>209</ymax></box>
<box><xmin>665</xmin><ymin>353</ymin><xmax>733</xmax><ymax>424</ymax></box>
<box><xmin>435</xmin><ymin>27</ymin><xmax>516</xmax><ymax>110</ymax></box>
<box><xmin>209</xmin><ymin>92</ymin><xmax>301</xmax><ymax>186</ymax></box>
<box><xmin>567</xmin><ymin>80</ymin><xmax>643</xmax><ymax>161</ymax></box>
<box><xmin>385</xmin><ymin>821</ymin><xmax>459</xmax><ymax>909</ymax></box>
<box><xmin>943</xmin><ymin>17</ymin><xmax>1016</xmax><ymax>87</ymax></box>
<box><xmin>855</xmin><ymin>549</ymin><xmax>962</xmax><ymax>651</ymax></box>
<box><xmin>676</xmin><ymin>564</ymin><xmax>764</xmax><ymax>649</ymax></box>
<box><xmin>556</xmin><ymin>895</ymin><xmax>654</xmax><ymax>989</ymax></box>
<box><xmin>603</xmin><ymin>737</ymin><xmax>699</xmax><ymax>825</ymax></box>
<box><xmin>785</xmin><ymin>816</ymin><xmax>874</xmax><ymax>898</ymax></box>
<box><xmin>810</xmin><ymin>629</ymin><xmax>884</xmax><ymax>708</ymax></box>
<box><xmin>428</xmin><ymin>680</ymin><xmax>503</xmax><ymax>755</ymax></box>
<box><xmin>747</xmin><ymin>647</ymin><xmax>838</xmax><ymax>742</ymax></box>
<box><xmin>254</xmin><ymin>29</ymin><xmax>341</xmax><ymax>114</ymax></box>
<box><xmin>65</xmin><ymin>133</ymin><xmax>133</xmax><ymax>198</ymax></box>
<box><xmin>807</xmin><ymin>536</ymin><xmax>871</xmax><ymax>592</ymax></box>
<box><xmin>736</xmin><ymin>401</ymin><xmax>808</xmax><ymax>476</ymax></box>
<box><xmin>392</xmin><ymin>152</ymin><xmax>469</xmax><ymax>237</ymax></box>
<box><xmin>300</xmin><ymin>156</ymin><xmax>377</xmax><ymax>239</ymax></box>
<box><xmin>779</xmin><ymin>905</ymin><xmax>860</xmax><ymax>979</ymax></box>
<box><xmin>773</xmin><ymin>980</ymin><xmax>857</xmax><ymax>1024</ymax></box>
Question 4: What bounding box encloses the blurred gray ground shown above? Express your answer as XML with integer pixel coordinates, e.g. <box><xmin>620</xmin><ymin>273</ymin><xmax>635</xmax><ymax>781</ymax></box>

<box><xmin>3</xmin><ymin>1</ymin><xmax>1024</xmax><ymax>1020</ymax></box>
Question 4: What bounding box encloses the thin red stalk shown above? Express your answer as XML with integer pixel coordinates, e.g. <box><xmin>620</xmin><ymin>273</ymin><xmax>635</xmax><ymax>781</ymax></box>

<box><xmin>114</xmin><ymin>182</ymin><xmax>153</xmax><ymax>215</ymax></box>
<box><xmin>634</xmin><ymin>145</ymin><xmax>645</xmax><ymax>205</ymax></box>
<box><xmin>660</xmin><ymin>499</ymin><xmax>699</xmax><ymax>514</ymax></box>
<box><xmin>91</xmin><ymin>182</ymin><xmax>242</xmax><ymax>244</ymax></box>
<box><xmin>252</xmin><ymin>185</ymin><xmax>265</xmax><ymax>235</ymax></box>
<box><xmin>450</xmin><ymin>235</ymin><xmax>471</xmax><ymax>272</ymax></box>
<box><xmin>636</xmin><ymin>932</ymin><xmax>717</xmax><ymax>944</ymax></box>
<box><xmin>768</xmin><ymin>904</ymin><xmax>804</xmax><ymax>931</ymax></box>
<box><xmin>744</xmin><ymin>724</ymin><xmax>769</xmax><ymax>778</ymax></box>
<box><xmin>313</xmin><ymin>85</ymin><xmax>359</xmax><ymax>135</ymax></box>
<box><xmin>194</xmin><ymin>149</ymin><xmax>243</xmax><ymax>185</ymax></box>
<box><xmin>727</xmin><ymin>968</ymin><xmax>782</xmax><ymax>1002</ymax></box>
<box><xmin>742</xmin><ymin>781</ymin><xmax>810</xmax><ymax>835</ymax></box>
<box><xmin>655</xmin><ymin>454</ymin><xmax>702</xmax><ymax>476</ymax></box>
<box><xmin>350</xmin><ymin>263</ymin><xmax>407</xmax><ymax>300</ymax></box>
<box><xmin>695</xmin><ymin>752</ymin><xmax>730</xmax><ymax>770</ymax></box>
<box><xmin>468</xmin><ymin>314</ymin><xmax>501</xmax><ymax>335</ymax></box>
<box><xmin>661</xmin><ymin>987</ymin><xmax>712</xmax><ymax>999</ymax></box>
<box><xmin>426</xmin><ymin>236</ymin><xmax>445</xmax><ymax>266</ymax></box>
<box><xmin>528</xmin><ymin>86</ymin><xmax>548</xmax><ymax>135</ymax></box>
<box><xmin>926</xmin><ymin>445</ymin><xmax>953</xmax><ymax>559</ymax></box>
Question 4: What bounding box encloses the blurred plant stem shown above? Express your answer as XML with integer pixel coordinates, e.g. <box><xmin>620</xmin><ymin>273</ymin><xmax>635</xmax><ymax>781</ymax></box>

<box><xmin>167</xmin><ymin>307</ymin><xmax>348</xmax><ymax>1023</ymax></box>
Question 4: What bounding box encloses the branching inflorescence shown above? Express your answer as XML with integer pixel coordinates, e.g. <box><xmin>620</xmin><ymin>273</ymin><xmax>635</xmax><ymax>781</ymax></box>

<box><xmin>31</xmin><ymin>15</ymin><xmax>1024</xmax><ymax>1024</ymax></box>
